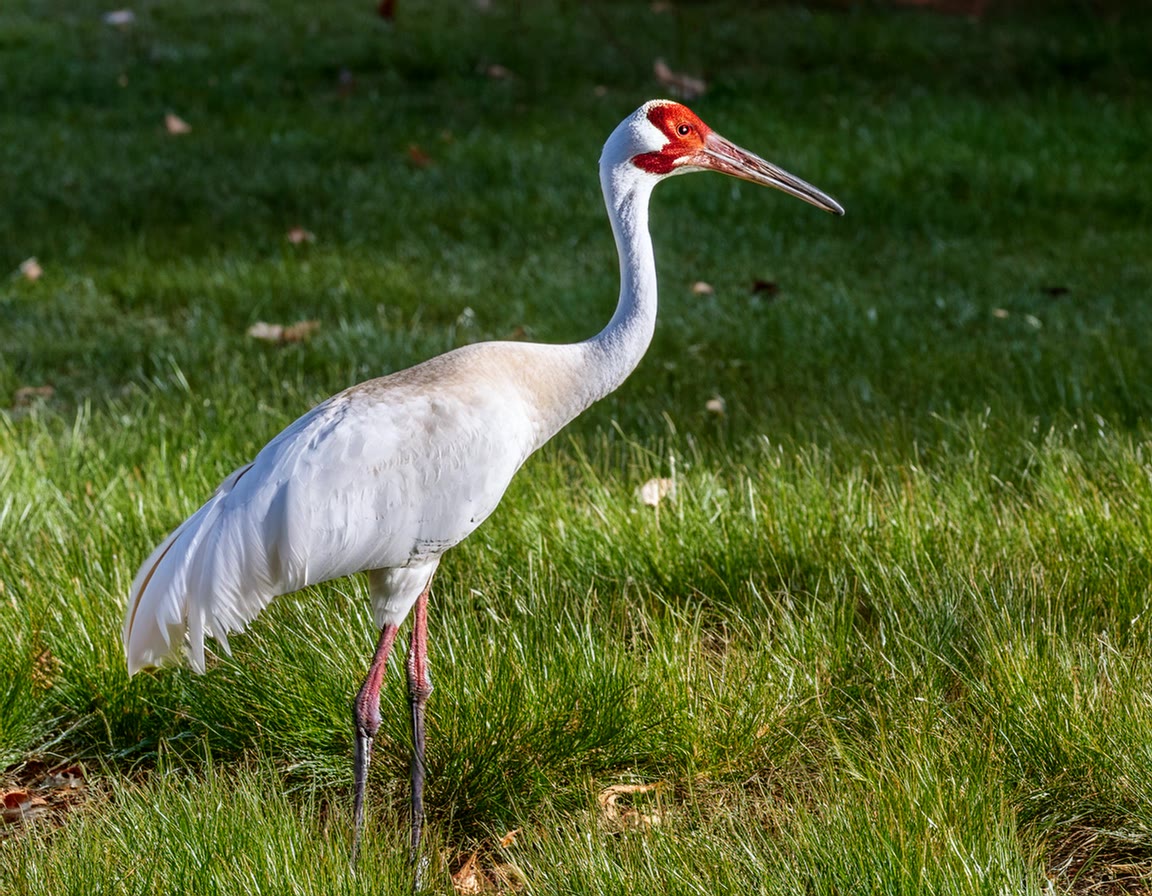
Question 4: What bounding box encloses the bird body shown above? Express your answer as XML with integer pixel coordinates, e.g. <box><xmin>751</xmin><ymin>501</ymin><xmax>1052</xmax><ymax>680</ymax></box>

<box><xmin>123</xmin><ymin>99</ymin><xmax>843</xmax><ymax>872</ymax></box>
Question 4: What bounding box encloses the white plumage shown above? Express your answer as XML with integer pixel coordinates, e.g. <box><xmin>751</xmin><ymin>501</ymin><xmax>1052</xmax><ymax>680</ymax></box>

<box><xmin>122</xmin><ymin>99</ymin><xmax>843</xmax><ymax>870</ymax></box>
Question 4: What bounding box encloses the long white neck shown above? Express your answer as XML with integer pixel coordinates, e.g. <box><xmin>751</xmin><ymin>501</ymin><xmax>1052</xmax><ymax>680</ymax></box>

<box><xmin>511</xmin><ymin>157</ymin><xmax>662</xmax><ymax>448</ymax></box>
<box><xmin>581</xmin><ymin>164</ymin><xmax>659</xmax><ymax>402</ymax></box>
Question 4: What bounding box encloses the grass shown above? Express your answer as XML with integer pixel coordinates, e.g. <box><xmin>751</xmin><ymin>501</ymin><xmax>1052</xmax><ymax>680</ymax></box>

<box><xmin>3</xmin><ymin>0</ymin><xmax>1152</xmax><ymax>892</ymax></box>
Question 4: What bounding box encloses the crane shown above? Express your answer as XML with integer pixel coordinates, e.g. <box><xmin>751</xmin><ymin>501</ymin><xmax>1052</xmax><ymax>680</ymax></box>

<box><xmin>122</xmin><ymin>99</ymin><xmax>843</xmax><ymax>870</ymax></box>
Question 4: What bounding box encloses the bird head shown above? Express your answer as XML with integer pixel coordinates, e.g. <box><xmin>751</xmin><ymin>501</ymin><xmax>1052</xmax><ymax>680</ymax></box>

<box><xmin>601</xmin><ymin>99</ymin><xmax>843</xmax><ymax>215</ymax></box>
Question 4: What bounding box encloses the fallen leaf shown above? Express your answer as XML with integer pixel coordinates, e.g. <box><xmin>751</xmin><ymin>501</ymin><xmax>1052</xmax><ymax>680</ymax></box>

<box><xmin>103</xmin><ymin>9</ymin><xmax>135</xmax><ymax>26</ymax></box>
<box><xmin>597</xmin><ymin>782</ymin><xmax>666</xmax><ymax>830</ymax></box>
<box><xmin>992</xmin><ymin>308</ymin><xmax>1010</xmax><ymax>319</ymax></box>
<box><xmin>286</xmin><ymin>227</ymin><xmax>315</xmax><ymax>245</ymax></box>
<box><xmin>705</xmin><ymin>396</ymin><xmax>726</xmax><ymax>416</ymax></box>
<box><xmin>18</xmin><ymin>257</ymin><xmax>43</xmax><ymax>281</ymax></box>
<box><xmin>407</xmin><ymin>144</ymin><xmax>432</xmax><ymax>168</ymax></box>
<box><xmin>165</xmin><ymin>113</ymin><xmax>191</xmax><ymax>135</ymax></box>
<box><xmin>485</xmin><ymin>64</ymin><xmax>512</xmax><ymax>80</ymax></box>
<box><xmin>751</xmin><ymin>279</ymin><xmax>779</xmax><ymax>296</ymax></box>
<box><xmin>638</xmin><ymin>477</ymin><xmax>675</xmax><ymax>507</ymax></box>
<box><xmin>247</xmin><ymin>320</ymin><xmax>320</xmax><ymax>344</ymax></box>
<box><xmin>1</xmin><ymin>790</ymin><xmax>50</xmax><ymax>825</ymax></box>
<box><xmin>691</xmin><ymin>281</ymin><xmax>714</xmax><ymax>296</ymax></box>
<box><xmin>13</xmin><ymin>385</ymin><xmax>55</xmax><ymax>406</ymax></box>
<box><xmin>452</xmin><ymin>852</ymin><xmax>483</xmax><ymax>895</ymax></box>
<box><xmin>653</xmin><ymin>58</ymin><xmax>706</xmax><ymax>101</ymax></box>
<box><xmin>32</xmin><ymin>649</ymin><xmax>59</xmax><ymax>690</ymax></box>
<box><xmin>499</xmin><ymin>829</ymin><xmax>520</xmax><ymax>848</ymax></box>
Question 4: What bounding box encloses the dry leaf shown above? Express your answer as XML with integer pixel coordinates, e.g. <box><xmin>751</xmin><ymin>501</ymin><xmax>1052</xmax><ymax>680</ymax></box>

<box><xmin>32</xmin><ymin>649</ymin><xmax>59</xmax><ymax>690</ymax></box>
<box><xmin>705</xmin><ymin>395</ymin><xmax>726</xmax><ymax>416</ymax></box>
<box><xmin>1</xmin><ymin>790</ymin><xmax>50</xmax><ymax>825</ymax></box>
<box><xmin>653</xmin><ymin>59</ymin><xmax>706</xmax><ymax>101</ymax></box>
<box><xmin>597</xmin><ymin>782</ymin><xmax>666</xmax><ymax>829</ymax></box>
<box><xmin>638</xmin><ymin>477</ymin><xmax>675</xmax><ymax>507</ymax></box>
<box><xmin>103</xmin><ymin>9</ymin><xmax>135</xmax><ymax>26</ymax></box>
<box><xmin>165</xmin><ymin>113</ymin><xmax>191</xmax><ymax>135</ymax></box>
<box><xmin>691</xmin><ymin>281</ymin><xmax>714</xmax><ymax>296</ymax></box>
<box><xmin>451</xmin><ymin>851</ymin><xmax>523</xmax><ymax>894</ymax></box>
<box><xmin>499</xmin><ymin>829</ymin><xmax>520</xmax><ymax>848</ymax></box>
<box><xmin>19</xmin><ymin>257</ymin><xmax>43</xmax><ymax>281</ymax></box>
<box><xmin>13</xmin><ymin>385</ymin><xmax>55</xmax><ymax>406</ymax></box>
<box><xmin>247</xmin><ymin>320</ymin><xmax>320</xmax><ymax>344</ymax></box>
<box><xmin>452</xmin><ymin>852</ymin><xmax>483</xmax><ymax>894</ymax></box>
<box><xmin>407</xmin><ymin>144</ymin><xmax>432</xmax><ymax>168</ymax></box>
<box><xmin>286</xmin><ymin>227</ymin><xmax>315</xmax><ymax>245</ymax></box>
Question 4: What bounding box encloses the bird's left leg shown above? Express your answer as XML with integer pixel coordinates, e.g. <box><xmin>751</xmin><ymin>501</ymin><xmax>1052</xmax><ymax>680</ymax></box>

<box><xmin>406</xmin><ymin>584</ymin><xmax>433</xmax><ymax>868</ymax></box>
<box><xmin>351</xmin><ymin>622</ymin><xmax>400</xmax><ymax>865</ymax></box>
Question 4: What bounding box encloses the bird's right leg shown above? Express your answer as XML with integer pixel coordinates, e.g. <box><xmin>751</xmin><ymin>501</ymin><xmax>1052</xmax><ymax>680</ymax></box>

<box><xmin>351</xmin><ymin>622</ymin><xmax>400</xmax><ymax>866</ymax></box>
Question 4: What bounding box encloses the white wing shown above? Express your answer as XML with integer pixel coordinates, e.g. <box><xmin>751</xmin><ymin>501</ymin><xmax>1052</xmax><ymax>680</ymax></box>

<box><xmin>123</xmin><ymin>366</ymin><xmax>537</xmax><ymax>674</ymax></box>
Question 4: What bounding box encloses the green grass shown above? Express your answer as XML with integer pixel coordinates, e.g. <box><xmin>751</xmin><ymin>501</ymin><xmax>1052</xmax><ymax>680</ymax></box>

<box><xmin>4</xmin><ymin>0</ymin><xmax>1152</xmax><ymax>892</ymax></box>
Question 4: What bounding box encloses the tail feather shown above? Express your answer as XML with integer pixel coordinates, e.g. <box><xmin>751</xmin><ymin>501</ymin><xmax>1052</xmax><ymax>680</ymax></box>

<box><xmin>123</xmin><ymin>463</ymin><xmax>261</xmax><ymax>675</ymax></box>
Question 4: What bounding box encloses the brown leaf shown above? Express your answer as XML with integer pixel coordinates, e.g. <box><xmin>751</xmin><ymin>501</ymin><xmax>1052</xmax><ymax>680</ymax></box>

<box><xmin>13</xmin><ymin>385</ymin><xmax>55</xmax><ymax>406</ymax></box>
<box><xmin>32</xmin><ymin>648</ymin><xmax>59</xmax><ymax>690</ymax></box>
<box><xmin>165</xmin><ymin>113</ymin><xmax>191</xmax><ymax>135</ymax></box>
<box><xmin>407</xmin><ymin>144</ymin><xmax>432</xmax><ymax>168</ymax></box>
<box><xmin>247</xmin><ymin>320</ymin><xmax>320</xmax><ymax>344</ymax></box>
<box><xmin>499</xmin><ymin>828</ymin><xmax>520</xmax><ymax>848</ymax></box>
<box><xmin>597</xmin><ymin>782</ymin><xmax>666</xmax><ymax>830</ymax></box>
<box><xmin>637</xmin><ymin>477</ymin><xmax>675</xmax><ymax>507</ymax></box>
<box><xmin>691</xmin><ymin>281</ymin><xmax>714</xmax><ymax>296</ymax></box>
<box><xmin>653</xmin><ymin>59</ymin><xmax>706</xmax><ymax>100</ymax></box>
<box><xmin>452</xmin><ymin>852</ymin><xmax>483</xmax><ymax>894</ymax></box>
<box><xmin>1</xmin><ymin>790</ymin><xmax>50</xmax><ymax>825</ymax></box>
<box><xmin>18</xmin><ymin>257</ymin><xmax>43</xmax><ymax>281</ymax></box>
<box><xmin>286</xmin><ymin>227</ymin><xmax>315</xmax><ymax>245</ymax></box>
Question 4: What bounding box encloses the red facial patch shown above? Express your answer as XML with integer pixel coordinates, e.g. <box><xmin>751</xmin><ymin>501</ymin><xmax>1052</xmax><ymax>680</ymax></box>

<box><xmin>632</xmin><ymin>102</ymin><xmax>711</xmax><ymax>175</ymax></box>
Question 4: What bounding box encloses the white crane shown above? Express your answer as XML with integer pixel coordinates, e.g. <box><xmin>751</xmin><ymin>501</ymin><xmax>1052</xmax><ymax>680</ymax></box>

<box><xmin>123</xmin><ymin>99</ymin><xmax>843</xmax><ymax>869</ymax></box>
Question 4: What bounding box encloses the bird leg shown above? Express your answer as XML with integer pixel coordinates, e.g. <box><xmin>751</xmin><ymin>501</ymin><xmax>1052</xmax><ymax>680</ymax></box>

<box><xmin>351</xmin><ymin>622</ymin><xmax>400</xmax><ymax>866</ymax></box>
<box><xmin>407</xmin><ymin>586</ymin><xmax>433</xmax><ymax>869</ymax></box>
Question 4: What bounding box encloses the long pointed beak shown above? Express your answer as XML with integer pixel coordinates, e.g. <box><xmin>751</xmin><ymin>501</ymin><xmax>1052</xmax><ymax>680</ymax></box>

<box><xmin>688</xmin><ymin>132</ymin><xmax>844</xmax><ymax>216</ymax></box>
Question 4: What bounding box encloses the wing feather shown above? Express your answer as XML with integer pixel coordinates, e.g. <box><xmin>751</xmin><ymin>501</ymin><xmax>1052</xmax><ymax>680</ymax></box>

<box><xmin>123</xmin><ymin>377</ymin><xmax>535</xmax><ymax>675</ymax></box>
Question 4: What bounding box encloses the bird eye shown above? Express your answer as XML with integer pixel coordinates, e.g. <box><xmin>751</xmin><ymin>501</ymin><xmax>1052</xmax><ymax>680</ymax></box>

<box><xmin>677</xmin><ymin>124</ymin><xmax>692</xmax><ymax>136</ymax></box>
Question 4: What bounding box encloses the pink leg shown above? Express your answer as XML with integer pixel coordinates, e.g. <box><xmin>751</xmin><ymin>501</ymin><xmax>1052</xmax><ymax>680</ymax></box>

<box><xmin>407</xmin><ymin>587</ymin><xmax>433</xmax><ymax>867</ymax></box>
<box><xmin>351</xmin><ymin>622</ymin><xmax>400</xmax><ymax>865</ymax></box>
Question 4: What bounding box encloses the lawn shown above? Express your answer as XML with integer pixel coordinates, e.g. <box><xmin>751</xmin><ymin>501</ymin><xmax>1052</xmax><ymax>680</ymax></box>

<box><xmin>3</xmin><ymin>0</ymin><xmax>1152</xmax><ymax>893</ymax></box>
